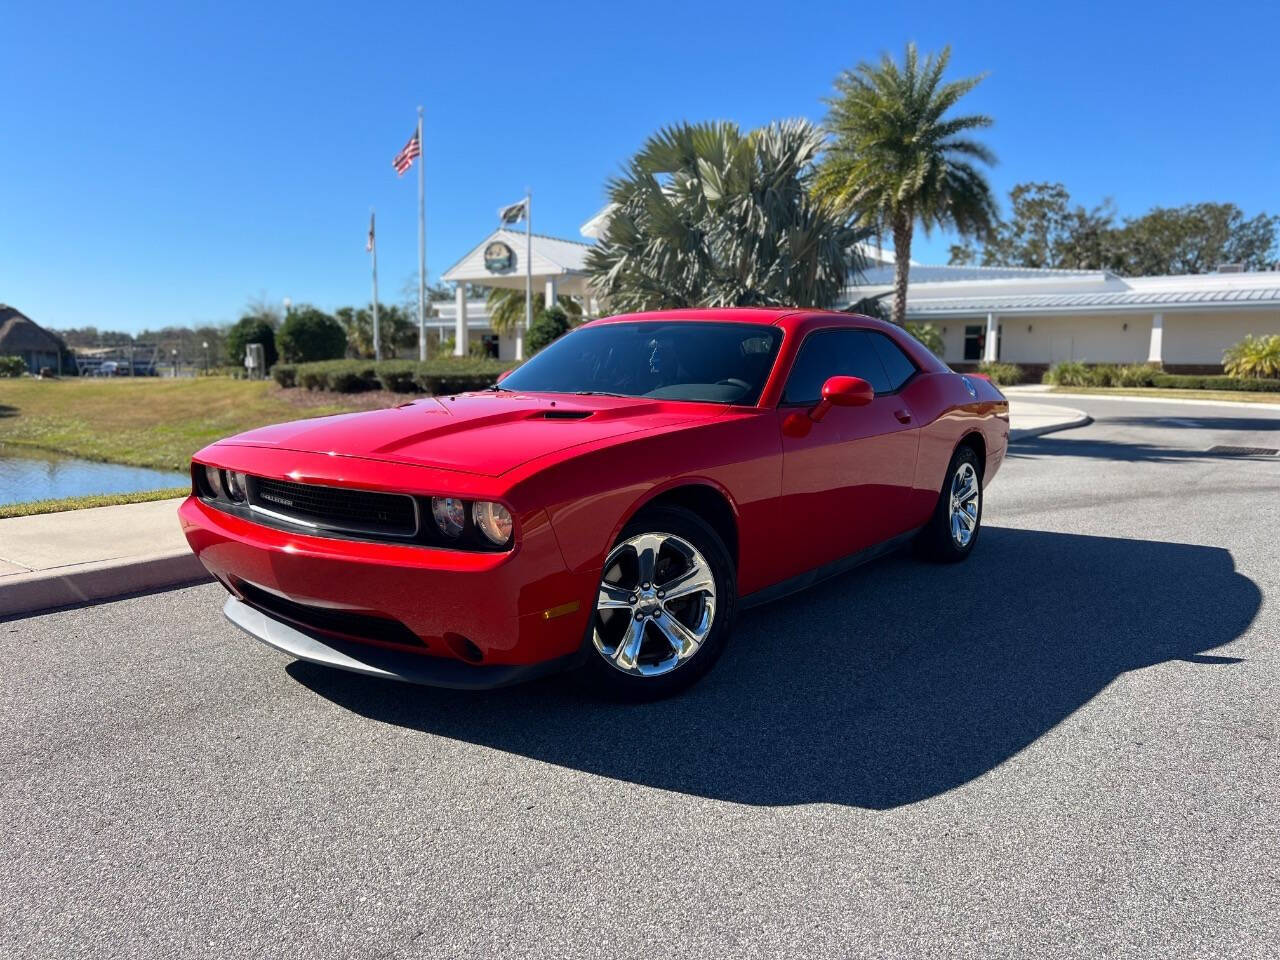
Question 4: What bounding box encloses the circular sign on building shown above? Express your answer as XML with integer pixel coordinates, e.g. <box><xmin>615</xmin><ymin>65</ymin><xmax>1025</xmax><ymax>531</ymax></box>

<box><xmin>484</xmin><ymin>241</ymin><xmax>515</xmax><ymax>273</ymax></box>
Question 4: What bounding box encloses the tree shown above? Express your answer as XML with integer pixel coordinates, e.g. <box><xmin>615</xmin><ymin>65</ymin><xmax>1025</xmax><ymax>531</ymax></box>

<box><xmin>486</xmin><ymin>290</ymin><xmax>581</xmax><ymax>337</ymax></box>
<box><xmin>816</xmin><ymin>43</ymin><xmax>998</xmax><ymax>324</ymax></box>
<box><xmin>527</xmin><ymin>304</ymin><xmax>574</xmax><ymax>354</ymax></box>
<box><xmin>1115</xmin><ymin>203</ymin><xmax>1278</xmax><ymax>275</ymax></box>
<box><xmin>950</xmin><ymin>182</ymin><xmax>1119</xmax><ymax>270</ymax></box>
<box><xmin>954</xmin><ymin>185</ymin><xmax>1278</xmax><ymax>276</ymax></box>
<box><xmin>225</xmin><ymin>315</ymin><xmax>277</xmax><ymax>368</ymax></box>
<box><xmin>277</xmin><ymin>306</ymin><xmax>346</xmax><ymax>363</ymax></box>
<box><xmin>585</xmin><ymin>120</ymin><xmax>870</xmax><ymax>312</ymax></box>
<box><xmin>336</xmin><ymin>303</ymin><xmax>416</xmax><ymax>358</ymax></box>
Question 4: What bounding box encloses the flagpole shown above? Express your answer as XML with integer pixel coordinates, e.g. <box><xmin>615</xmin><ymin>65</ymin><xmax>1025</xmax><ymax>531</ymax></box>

<box><xmin>370</xmin><ymin>209</ymin><xmax>381</xmax><ymax>362</ymax></box>
<box><xmin>520</xmin><ymin>188</ymin><xmax>531</xmax><ymax>362</ymax></box>
<box><xmin>416</xmin><ymin>105</ymin><xmax>426</xmax><ymax>362</ymax></box>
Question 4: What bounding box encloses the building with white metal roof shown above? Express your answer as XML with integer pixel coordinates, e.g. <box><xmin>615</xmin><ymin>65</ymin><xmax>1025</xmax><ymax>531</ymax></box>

<box><xmin>843</xmin><ymin>264</ymin><xmax>1280</xmax><ymax>373</ymax></box>
<box><xmin>440</xmin><ymin>205</ymin><xmax>1279</xmax><ymax>372</ymax></box>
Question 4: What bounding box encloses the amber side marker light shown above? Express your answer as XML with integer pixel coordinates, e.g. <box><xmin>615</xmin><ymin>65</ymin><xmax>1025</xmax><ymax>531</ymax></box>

<box><xmin>541</xmin><ymin>601</ymin><xmax>581</xmax><ymax>621</ymax></box>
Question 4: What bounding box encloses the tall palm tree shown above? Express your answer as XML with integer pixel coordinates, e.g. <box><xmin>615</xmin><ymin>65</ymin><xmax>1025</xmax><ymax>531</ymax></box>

<box><xmin>816</xmin><ymin>43</ymin><xmax>998</xmax><ymax>325</ymax></box>
<box><xmin>585</xmin><ymin>120</ymin><xmax>870</xmax><ymax>312</ymax></box>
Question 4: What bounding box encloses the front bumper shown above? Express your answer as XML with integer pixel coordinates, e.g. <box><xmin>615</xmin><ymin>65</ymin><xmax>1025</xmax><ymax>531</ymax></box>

<box><xmin>180</xmin><ymin>494</ymin><xmax>596</xmax><ymax>679</ymax></box>
<box><xmin>223</xmin><ymin>596</ymin><xmax>581</xmax><ymax>689</ymax></box>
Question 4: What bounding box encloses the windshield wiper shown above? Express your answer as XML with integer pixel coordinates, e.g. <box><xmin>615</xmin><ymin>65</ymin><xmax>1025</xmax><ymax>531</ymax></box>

<box><xmin>573</xmin><ymin>390</ymin><xmax>629</xmax><ymax>398</ymax></box>
<box><xmin>484</xmin><ymin>384</ymin><xmax>514</xmax><ymax>393</ymax></box>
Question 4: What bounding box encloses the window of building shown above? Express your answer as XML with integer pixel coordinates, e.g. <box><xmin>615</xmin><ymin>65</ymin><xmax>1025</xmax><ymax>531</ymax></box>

<box><xmin>964</xmin><ymin>325</ymin><xmax>985</xmax><ymax>361</ymax></box>
<box><xmin>782</xmin><ymin>330</ymin><xmax>891</xmax><ymax>403</ymax></box>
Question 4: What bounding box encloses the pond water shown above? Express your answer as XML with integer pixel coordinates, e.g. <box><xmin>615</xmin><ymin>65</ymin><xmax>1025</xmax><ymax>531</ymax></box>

<box><xmin>0</xmin><ymin>447</ymin><xmax>188</xmax><ymax>507</ymax></box>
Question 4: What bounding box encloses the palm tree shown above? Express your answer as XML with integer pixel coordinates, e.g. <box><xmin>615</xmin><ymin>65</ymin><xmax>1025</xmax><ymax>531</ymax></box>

<box><xmin>485</xmin><ymin>290</ymin><xmax>582</xmax><ymax>337</ymax></box>
<box><xmin>816</xmin><ymin>43</ymin><xmax>998</xmax><ymax>325</ymax></box>
<box><xmin>585</xmin><ymin>120</ymin><xmax>870</xmax><ymax>312</ymax></box>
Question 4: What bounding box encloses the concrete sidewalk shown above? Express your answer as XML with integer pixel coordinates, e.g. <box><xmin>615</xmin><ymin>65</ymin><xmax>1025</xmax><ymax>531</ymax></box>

<box><xmin>1007</xmin><ymin>398</ymin><xmax>1092</xmax><ymax>441</ymax></box>
<box><xmin>0</xmin><ymin>497</ymin><xmax>206</xmax><ymax>618</ymax></box>
<box><xmin>1</xmin><ymin>398</ymin><xmax>1088</xmax><ymax>618</ymax></box>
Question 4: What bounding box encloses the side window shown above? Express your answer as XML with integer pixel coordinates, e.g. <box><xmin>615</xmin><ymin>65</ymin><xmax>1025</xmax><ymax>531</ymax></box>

<box><xmin>782</xmin><ymin>330</ymin><xmax>891</xmax><ymax>404</ymax></box>
<box><xmin>868</xmin><ymin>333</ymin><xmax>918</xmax><ymax>392</ymax></box>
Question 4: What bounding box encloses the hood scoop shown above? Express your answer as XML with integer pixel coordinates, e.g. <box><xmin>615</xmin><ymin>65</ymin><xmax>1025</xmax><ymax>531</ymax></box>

<box><xmin>536</xmin><ymin>409</ymin><xmax>593</xmax><ymax>421</ymax></box>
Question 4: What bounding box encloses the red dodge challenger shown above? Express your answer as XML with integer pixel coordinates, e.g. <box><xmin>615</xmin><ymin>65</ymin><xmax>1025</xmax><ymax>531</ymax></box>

<box><xmin>181</xmin><ymin>308</ymin><xmax>1008</xmax><ymax>697</ymax></box>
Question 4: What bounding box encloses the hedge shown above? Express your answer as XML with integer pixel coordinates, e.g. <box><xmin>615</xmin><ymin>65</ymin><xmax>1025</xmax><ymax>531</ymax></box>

<box><xmin>271</xmin><ymin>357</ymin><xmax>512</xmax><ymax>394</ymax></box>
<box><xmin>977</xmin><ymin>361</ymin><xmax>1023</xmax><ymax>385</ymax></box>
<box><xmin>1151</xmin><ymin>374</ymin><xmax>1280</xmax><ymax>392</ymax></box>
<box><xmin>0</xmin><ymin>355</ymin><xmax>25</xmax><ymax>377</ymax></box>
<box><xmin>1045</xmin><ymin>362</ymin><xmax>1162</xmax><ymax>388</ymax></box>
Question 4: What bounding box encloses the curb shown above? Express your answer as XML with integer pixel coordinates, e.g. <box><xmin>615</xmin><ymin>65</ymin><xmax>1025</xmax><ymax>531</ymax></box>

<box><xmin>1009</xmin><ymin>410</ymin><xmax>1093</xmax><ymax>443</ymax></box>
<box><xmin>1012</xmin><ymin>390</ymin><xmax>1280</xmax><ymax>412</ymax></box>
<box><xmin>0</xmin><ymin>550</ymin><xmax>211</xmax><ymax>620</ymax></box>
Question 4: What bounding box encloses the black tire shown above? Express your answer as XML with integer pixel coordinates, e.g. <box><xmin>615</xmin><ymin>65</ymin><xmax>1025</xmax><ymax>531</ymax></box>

<box><xmin>918</xmin><ymin>443</ymin><xmax>984</xmax><ymax>562</ymax></box>
<box><xmin>581</xmin><ymin>505</ymin><xmax>736</xmax><ymax>700</ymax></box>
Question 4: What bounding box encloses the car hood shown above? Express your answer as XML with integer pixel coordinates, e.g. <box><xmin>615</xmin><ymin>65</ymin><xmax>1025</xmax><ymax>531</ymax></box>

<box><xmin>216</xmin><ymin>392</ymin><xmax>715</xmax><ymax>477</ymax></box>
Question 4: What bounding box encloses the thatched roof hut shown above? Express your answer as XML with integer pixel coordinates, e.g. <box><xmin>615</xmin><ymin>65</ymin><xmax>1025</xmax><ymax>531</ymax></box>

<box><xmin>0</xmin><ymin>305</ymin><xmax>64</xmax><ymax>374</ymax></box>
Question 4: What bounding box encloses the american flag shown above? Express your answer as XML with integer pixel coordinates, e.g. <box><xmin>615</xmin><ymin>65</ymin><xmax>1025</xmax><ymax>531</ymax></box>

<box><xmin>392</xmin><ymin>130</ymin><xmax>420</xmax><ymax>176</ymax></box>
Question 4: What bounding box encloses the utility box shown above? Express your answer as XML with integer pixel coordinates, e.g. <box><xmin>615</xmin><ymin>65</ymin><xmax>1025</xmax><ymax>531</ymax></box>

<box><xmin>245</xmin><ymin>342</ymin><xmax>265</xmax><ymax>380</ymax></box>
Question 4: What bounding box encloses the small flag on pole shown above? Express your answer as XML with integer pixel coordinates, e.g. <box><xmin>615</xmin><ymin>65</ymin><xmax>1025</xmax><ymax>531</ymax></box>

<box><xmin>498</xmin><ymin>198</ymin><xmax>529</xmax><ymax>225</ymax></box>
<box><xmin>366</xmin><ymin>211</ymin><xmax>375</xmax><ymax>252</ymax></box>
<box><xmin>393</xmin><ymin>131</ymin><xmax>421</xmax><ymax>176</ymax></box>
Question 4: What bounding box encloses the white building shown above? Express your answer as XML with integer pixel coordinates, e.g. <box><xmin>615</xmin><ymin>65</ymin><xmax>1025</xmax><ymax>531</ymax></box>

<box><xmin>439</xmin><ymin>209</ymin><xmax>1280</xmax><ymax>372</ymax></box>
<box><xmin>850</xmin><ymin>263</ymin><xmax>1280</xmax><ymax>374</ymax></box>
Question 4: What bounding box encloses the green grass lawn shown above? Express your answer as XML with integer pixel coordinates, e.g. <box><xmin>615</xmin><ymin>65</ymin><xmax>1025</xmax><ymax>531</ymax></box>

<box><xmin>0</xmin><ymin>377</ymin><xmax>388</xmax><ymax>471</ymax></box>
<box><xmin>1046</xmin><ymin>386</ymin><xmax>1280</xmax><ymax>404</ymax></box>
<box><xmin>0</xmin><ymin>486</ymin><xmax>190</xmax><ymax>520</ymax></box>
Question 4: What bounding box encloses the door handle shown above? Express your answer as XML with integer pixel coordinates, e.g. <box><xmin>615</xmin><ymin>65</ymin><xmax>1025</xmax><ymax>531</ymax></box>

<box><xmin>894</xmin><ymin>409</ymin><xmax>912</xmax><ymax>424</ymax></box>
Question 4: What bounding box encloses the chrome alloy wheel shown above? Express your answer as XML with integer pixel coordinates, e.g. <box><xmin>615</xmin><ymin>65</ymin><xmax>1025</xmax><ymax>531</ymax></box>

<box><xmin>948</xmin><ymin>461</ymin><xmax>981</xmax><ymax>547</ymax></box>
<box><xmin>593</xmin><ymin>532</ymin><xmax>717</xmax><ymax>677</ymax></box>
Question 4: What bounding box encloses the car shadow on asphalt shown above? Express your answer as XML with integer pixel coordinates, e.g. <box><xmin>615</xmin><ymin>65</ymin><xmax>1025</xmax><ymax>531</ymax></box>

<box><xmin>1010</xmin><ymin>436</ymin><xmax>1280</xmax><ymax>463</ymax></box>
<box><xmin>288</xmin><ymin>526</ymin><xmax>1260</xmax><ymax>810</ymax></box>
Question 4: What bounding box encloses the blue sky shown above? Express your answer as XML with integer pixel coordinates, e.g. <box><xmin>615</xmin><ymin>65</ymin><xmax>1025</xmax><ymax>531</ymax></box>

<box><xmin>3</xmin><ymin>0</ymin><xmax>1277</xmax><ymax>334</ymax></box>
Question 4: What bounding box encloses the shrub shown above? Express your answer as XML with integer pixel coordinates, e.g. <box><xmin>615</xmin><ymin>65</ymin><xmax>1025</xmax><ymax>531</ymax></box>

<box><xmin>375</xmin><ymin>360</ymin><xmax>419</xmax><ymax>393</ymax></box>
<box><xmin>277</xmin><ymin>306</ymin><xmax>347</xmax><ymax>363</ymax></box>
<box><xmin>1114</xmin><ymin>364</ymin><xmax>1161</xmax><ymax>387</ymax></box>
<box><xmin>977</xmin><ymin>361</ymin><xmax>1022</xmax><ymax>385</ymax></box>
<box><xmin>528</xmin><ymin>305</ymin><xmax>573</xmax><ymax>354</ymax></box>
<box><xmin>1223</xmin><ymin>334</ymin><xmax>1280</xmax><ymax>379</ymax></box>
<box><xmin>1152</xmin><ymin>374</ymin><xmax>1280</xmax><ymax>392</ymax></box>
<box><xmin>280</xmin><ymin>357</ymin><xmax>511</xmax><ymax>395</ymax></box>
<box><xmin>1044</xmin><ymin>361</ymin><xmax>1089</xmax><ymax>386</ymax></box>
<box><xmin>905</xmin><ymin>322</ymin><xmax>945</xmax><ymax>357</ymax></box>
<box><xmin>0</xmin><ymin>355</ymin><xmax>25</xmax><ymax>377</ymax></box>
<box><xmin>225</xmin><ymin>316</ymin><xmax>278</xmax><ymax>369</ymax></box>
<box><xmin>326</xmin><ymin>362</ymin><xmax>377</xmax><ymax>393</ymax></box>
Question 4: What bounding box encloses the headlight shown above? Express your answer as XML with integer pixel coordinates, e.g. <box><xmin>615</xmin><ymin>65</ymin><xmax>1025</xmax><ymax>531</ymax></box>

<box><xmin>472</xmin><ymin>501</ymin><xmax>513</xmax><ymax>546</ymax></box>
<box><xmin>431</xmin><ymin>496</ymin><xmax>466</xmax><ymax>538</ymax></box>
<box><xmin>203</xmin><ymin>464</ymin><xmax>224</xmax><ymax>499</ymax></box>
<box><xmin>225</xmin><ymin>471</ymin><xmax>248</xmax><ymax>502</ymax></box>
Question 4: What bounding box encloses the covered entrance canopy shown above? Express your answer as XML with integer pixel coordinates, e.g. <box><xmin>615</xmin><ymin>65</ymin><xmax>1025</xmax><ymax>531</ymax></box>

<box><xmin>441</xmin><ymin>228</ymin><xmax>596</xmax><ymax>358</ymax></box>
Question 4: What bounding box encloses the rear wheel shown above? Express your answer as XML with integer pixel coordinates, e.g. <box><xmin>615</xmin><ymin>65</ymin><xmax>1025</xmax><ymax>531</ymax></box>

<box><xmin>919</xmin><ymin>444</ymin><xmax>983</xmax><ymax>562</ymax></box>
<box><xmin>584</xmin><ymin>506</ymin><xmax>735</xmax><ymax>699</ymax></box>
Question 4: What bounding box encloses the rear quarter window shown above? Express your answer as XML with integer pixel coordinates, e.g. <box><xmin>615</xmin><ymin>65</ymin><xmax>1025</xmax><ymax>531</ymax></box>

<box><xmin>868</xmin><ymin>333</ymin><xmax>918</xmax><ymax>392</ymax></box>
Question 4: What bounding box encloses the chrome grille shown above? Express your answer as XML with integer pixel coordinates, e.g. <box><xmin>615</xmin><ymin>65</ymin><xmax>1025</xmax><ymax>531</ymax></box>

<box><xmin>248</xmin><ymin>476</ymin><xmax>418</xmax><ymax>538</ymax></box>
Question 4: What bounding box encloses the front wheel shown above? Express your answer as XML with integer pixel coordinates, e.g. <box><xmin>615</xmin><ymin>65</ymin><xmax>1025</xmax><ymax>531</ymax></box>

<box><xmin>583</xmin><ymin>506</ymin><xmax>736</xmax><ymax>699</ymax></box>
<box><xmin>918</xmin><ymin>444</ymin><xmax>983</xmax><ymax>562</ymax></box>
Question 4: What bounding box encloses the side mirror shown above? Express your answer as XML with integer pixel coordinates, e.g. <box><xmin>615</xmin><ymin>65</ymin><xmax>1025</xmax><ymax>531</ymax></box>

<box><xmin>810</xmin><ymin>375</ymin><xmax>873</xmax><ymax>422</ymax></box>
<box><xmin>496</xmin><ymin>369</ymin><xmax>513</xmax><ymax>383</ymax></box>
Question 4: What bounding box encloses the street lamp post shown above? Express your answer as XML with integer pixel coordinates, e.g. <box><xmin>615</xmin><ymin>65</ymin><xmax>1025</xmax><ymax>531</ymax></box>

<box><xmin>171</xmin><ymin>348</ymin><xmax>179</xmax><ymax>378</ymax></box>
<box><xmin>202</xmin><ymin>341</ymin><xmax>209</xmax><ymax>375</ymax></box>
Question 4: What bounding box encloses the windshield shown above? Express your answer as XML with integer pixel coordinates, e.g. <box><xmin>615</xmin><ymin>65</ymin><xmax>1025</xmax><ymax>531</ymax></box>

<box><xmin>499</xmin><ymin>322</ymin><xmax>782</xmax><ymax>405</ymax></box>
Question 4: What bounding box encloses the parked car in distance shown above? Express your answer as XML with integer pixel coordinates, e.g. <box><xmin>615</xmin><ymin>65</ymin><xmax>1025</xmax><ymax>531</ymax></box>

<box><xmin>181</xmin><ymin>308</ymin><xmax>1009</xmax><ymax>697</ymax></box>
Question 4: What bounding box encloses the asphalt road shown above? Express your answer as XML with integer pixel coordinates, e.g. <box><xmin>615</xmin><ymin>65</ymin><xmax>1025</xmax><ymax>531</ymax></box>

<box><xmin>3</xmin><ymin>396</ymin><xmax>1279</xmax><ymax>959</ymax></box>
